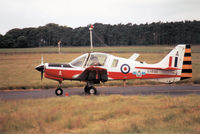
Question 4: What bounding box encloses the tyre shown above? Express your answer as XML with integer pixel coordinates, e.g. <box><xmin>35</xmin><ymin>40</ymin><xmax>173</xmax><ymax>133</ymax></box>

<box><xmin>55</xmin><ymin>88</ymin><xmax>63</xmax><ymax>96</ymax></box>
<box><xmin>88</xmin><ymin>86</ymin><xmax>97</xmax><ymax>95</ymax></box>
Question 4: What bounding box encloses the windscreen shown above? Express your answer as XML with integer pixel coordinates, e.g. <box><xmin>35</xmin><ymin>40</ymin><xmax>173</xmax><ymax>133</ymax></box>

<box><xmin>70</xmin><ymin>54</ymin><xmax>87</xmax><ymax>67</ymax></box>
<box><xmin>87</xmin><ymin>53</ymin><xmax>107</xmax><ymax>66</ymax></box>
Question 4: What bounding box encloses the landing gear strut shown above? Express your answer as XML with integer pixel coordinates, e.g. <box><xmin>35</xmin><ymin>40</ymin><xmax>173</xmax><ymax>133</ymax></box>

<box><xmin>55</xmin><ymin>81</ymin><xmax>63</xmax><ymax>96</ymax></box>
<box><xmin>84</xmin><ymin>82</ymin><xmax>97</xmax><ymax>95</ymax></box>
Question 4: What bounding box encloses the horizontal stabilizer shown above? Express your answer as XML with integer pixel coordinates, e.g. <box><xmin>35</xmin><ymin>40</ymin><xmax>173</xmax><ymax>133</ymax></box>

<box><xmin>129</xmin><ymin>53</ymin><xmax>140</xmax><ymax>60</ymax></box>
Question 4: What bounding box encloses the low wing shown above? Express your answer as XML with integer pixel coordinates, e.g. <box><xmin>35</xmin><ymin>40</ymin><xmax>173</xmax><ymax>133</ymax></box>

<box><xmin>77</xmin><ymin>66</ymin><xmax>108</xmax><ymax>83</ymax></box>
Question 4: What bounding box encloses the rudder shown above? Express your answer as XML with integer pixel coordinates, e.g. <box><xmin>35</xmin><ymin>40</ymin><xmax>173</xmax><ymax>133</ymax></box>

<box><xmin>181</xmin><ymin>44</ymin><xmax>192</xmax><ymax>80</ymax></box>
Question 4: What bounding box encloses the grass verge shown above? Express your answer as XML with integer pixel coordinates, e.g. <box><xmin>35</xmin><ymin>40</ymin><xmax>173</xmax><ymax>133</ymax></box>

<box><xmin>0</xmin><ymin>95</ymin><xmax>200</xmax><ymax>134</ymax></box>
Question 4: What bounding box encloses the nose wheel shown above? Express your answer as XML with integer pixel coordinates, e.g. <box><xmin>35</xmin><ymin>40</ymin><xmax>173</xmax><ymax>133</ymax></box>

<box><xmin>55</xmin><ymin>81</ymin><xmax>63</xmax><ymax>96</ymax></box>
<box><xmin>55</xmin><ymin>87</ymin><xmax>63</xmax><ymax>96</ymax></box>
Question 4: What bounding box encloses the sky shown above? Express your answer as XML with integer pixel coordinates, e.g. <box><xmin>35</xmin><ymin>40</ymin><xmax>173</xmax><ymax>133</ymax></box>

<box><xmin>0</xmin><ymin>0</ymin><xmax>200</xmax><ymax>35</ymax></box>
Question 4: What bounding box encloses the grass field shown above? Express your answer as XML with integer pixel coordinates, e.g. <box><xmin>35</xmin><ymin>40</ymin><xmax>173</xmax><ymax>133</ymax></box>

<box><xmin>0</xmin><ymin>46</ymin><xmax>173</xmax><ymax>53</ymax></box>
<box><xmin>0</xmin><ymin>45</ymin><xmax>200</xmax><ymax>90</ymax></box>
<box><xmin>0</xmin><ymin>95</ymin><xmax>200</xmax><ymax>134</ymax></box>
<box><xmin>1</xmin><ymin>45</ymin><xmax>200</xmax><ymax>54</ymax></box>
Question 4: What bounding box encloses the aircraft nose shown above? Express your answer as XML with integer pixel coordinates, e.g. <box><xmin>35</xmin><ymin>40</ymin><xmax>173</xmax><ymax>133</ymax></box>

<box><xmin>35</xmin><ymin>64</ymin><xmax>44</xmax><ymax>72</ymax></box>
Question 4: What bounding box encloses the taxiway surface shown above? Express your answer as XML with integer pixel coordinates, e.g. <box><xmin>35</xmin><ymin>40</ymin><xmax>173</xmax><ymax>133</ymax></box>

<box><xmin>0</xmin><ymin>85</ymin><xmax>200</xmax><ymax>100</ymax></box>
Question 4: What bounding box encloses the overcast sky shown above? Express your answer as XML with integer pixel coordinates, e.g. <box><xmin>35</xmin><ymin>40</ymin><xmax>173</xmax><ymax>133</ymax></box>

<box><xmin>0</xmin><ymin>0</ymin><xmax>200</xmax><ymax>35</ymax></box>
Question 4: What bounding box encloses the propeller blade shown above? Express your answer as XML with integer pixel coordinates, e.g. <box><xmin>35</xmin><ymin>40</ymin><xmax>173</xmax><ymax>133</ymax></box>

<box><xmin>35</xmin><ymin>56</ymin><xmax>45</xmax><ymax>81</ymax></box>
<box><xmin>41</xmin><ymin>71</ymin><xmax>44</xmax><ymax>80</ymax></box>
<box><xmin>41</xmin><ymin>56</ymin><xmax>43</xmax><ymax>64</ymax></box>
<box><xmin>35</xmin><ymin>64</ymin><xmax>44</xmax><ymax>80</ymax></box>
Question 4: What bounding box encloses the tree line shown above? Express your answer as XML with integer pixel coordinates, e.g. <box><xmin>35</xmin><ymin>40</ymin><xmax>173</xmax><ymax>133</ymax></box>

<box><xmin>0</xmin><ymin>20</ymin><xmax>200</xmax><ymax>48</ymax></box>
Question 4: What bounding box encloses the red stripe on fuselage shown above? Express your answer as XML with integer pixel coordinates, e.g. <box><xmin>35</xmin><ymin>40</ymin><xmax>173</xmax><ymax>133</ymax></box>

<box><xmin>135</xmin><ymin>66</ymin><xmax>180</xmax><ymax>70</ymax></box>
<box><xmin>45</xmin><ymin>68</ymin><xmax>83</xmax><ymax>80</ymax></box>
<box><xmin>45</xmin><ymin>73</ymin><xmax>63</xmax><ymax>81</ymax></box>
<box><xmin>108</xmin><ymin>72</ymin><xmax>180</xmax><ymax>80</ymax></box>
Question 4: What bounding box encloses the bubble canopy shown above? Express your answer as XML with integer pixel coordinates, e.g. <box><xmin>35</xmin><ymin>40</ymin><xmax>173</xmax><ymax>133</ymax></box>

<box><xmin>69</xmin><ymin>52</ymin><xmax>108</xmax><ymax>67</ymax></box>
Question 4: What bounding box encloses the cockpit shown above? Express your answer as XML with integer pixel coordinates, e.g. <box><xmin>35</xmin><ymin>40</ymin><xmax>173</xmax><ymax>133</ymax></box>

<box><xmin>69</xmin><ymin>53</ymin><xmax>108</xmax><ymax>67</ymax></box>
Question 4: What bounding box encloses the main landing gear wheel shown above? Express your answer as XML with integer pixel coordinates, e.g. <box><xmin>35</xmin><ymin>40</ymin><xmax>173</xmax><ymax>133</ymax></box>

<box><xmin>55</xmin><ymin>87</ymin><xmax>63</xmax><ymax>96</ymax></box>
<box><xmin>88</xmin><ymin>86</ymin><xmax>97</xmax><ymax>95</ymax></box>
<box><xmin>84</xmin><ymin>86</ymin><xmax>97</xmax><ymax>95</ymax></box>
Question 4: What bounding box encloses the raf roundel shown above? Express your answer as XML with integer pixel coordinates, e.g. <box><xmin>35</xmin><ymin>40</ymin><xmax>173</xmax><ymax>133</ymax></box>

<box><xmin>121</xmin><ymin>64</ymin><xmax>130</xmax><ymax>74</ymax></box>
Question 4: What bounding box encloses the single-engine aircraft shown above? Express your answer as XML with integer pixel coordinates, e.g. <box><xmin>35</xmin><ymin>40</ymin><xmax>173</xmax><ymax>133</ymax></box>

<box><xmin>35</xmin><ymin>44</ymin><xmax>192</xmax><ymax>95</ymax></box>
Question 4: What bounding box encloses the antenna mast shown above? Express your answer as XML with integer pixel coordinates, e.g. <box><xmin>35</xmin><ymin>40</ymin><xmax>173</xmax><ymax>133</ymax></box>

<box><xmin>57</xmin><ymin>40</ymin><xmax>61</xmax><ymax>54</ymax></box>
<box><xmin>89</xmin><ymin>24</ymin><xmax>94</xmax><ymax>50</ymax></box>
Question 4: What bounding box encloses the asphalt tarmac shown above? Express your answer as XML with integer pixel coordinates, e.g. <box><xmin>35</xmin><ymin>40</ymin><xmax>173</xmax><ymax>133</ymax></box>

<box><xmin>0</xmin><ymin>84</ymin><xmax>200</xmax><ymax>100</ymax></box>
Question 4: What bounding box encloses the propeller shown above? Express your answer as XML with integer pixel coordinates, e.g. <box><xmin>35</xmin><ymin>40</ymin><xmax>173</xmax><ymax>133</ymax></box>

<box><xmin>41</xmin><ymin>70</ymin><xmax>44</xmax><ymax>80</ymax></box>
<box><xmin>35</xmin><ymin>56</ymin><xmax>45</xmax><ymax>80</ymax></box>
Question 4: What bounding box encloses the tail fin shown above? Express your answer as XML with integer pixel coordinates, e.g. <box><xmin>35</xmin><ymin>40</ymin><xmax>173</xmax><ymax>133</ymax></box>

<box><xmin>156</xmin><ymin>45</ymin><xmax>186</xmax><ymax>70</ymax></box>
<box><xmin>181</xmin><ymin>44</ymin><xmax>192</xmax><ymax>80</ymax></box>
<box><xmin>149</xmin><ymin>44</ymin><xmax>192</xmax><ymax>83</ymax></box>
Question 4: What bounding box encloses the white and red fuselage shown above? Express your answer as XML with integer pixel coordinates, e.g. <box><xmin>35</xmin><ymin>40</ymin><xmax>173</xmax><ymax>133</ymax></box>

<box><xmin>38</xmin><ymin>44</ymin><xmax>192</xmax><ymax>84</ymax></box>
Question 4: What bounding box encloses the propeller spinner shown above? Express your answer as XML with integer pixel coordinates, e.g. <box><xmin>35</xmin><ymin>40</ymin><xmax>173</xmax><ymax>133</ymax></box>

<box><xmin>35</xmin><ymin>56</ymin><xmax>45</xmax><ymax>80</ymax></box>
